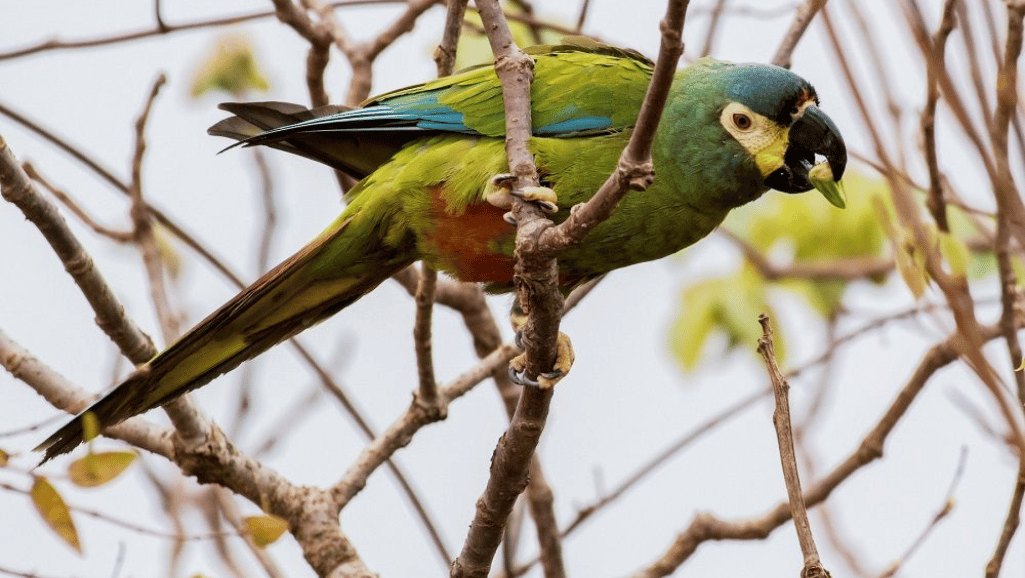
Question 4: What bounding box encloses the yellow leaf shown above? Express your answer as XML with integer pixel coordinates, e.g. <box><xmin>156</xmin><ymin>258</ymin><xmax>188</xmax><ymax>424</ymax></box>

<box><xmin>937</xmin><ymin>230</ymin><xmax>969</xmax><ymax>278</ymax></box>
<box><xmin>244</xmin><ymin>514</ymin><xmax>288</xmax><ymax>547</ymax></box>
<box><xmin>31</xmin><ymin>476</ymin><xmax>81</xmax><ymax>553</ymax></box>
<box><xmin>68</xmin><ymin>451</ymin><xmax>137</xmax><ymax>488</ymax></box>
<box><xmin>191</xmin><ymin>33</ymin><xmax>270</xmax><ymax>98</ymax></box>
<box><xmin>81</xmin><ymin>412</ymin><xmax>100</xmax><ymax>443</ymax></box>
<box><xmin>874</xmin><ymin>197</ymin><xmax>927</xmax><ymax>298</ymax></box>
<box><xmin>0</xmin><ymin>448</ymin><xmax>9</xmax><ymax>467</ymax></box>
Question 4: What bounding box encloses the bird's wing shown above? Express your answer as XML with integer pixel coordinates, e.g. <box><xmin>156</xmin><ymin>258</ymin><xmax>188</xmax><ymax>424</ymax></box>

<box><xmin>211</xmin><ymin>39</ymin><xmax>654</xmax><ymax>167</ymax></box>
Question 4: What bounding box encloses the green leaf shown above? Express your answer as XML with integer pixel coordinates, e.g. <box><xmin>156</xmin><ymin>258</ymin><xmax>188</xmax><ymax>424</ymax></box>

<box><xmin>669</xmin><ymin>278</ymin><xmax>720</xmax><ymax>371</ymax></box>
<box><xmin>245</xmin><ymin>514</ymin><xmax>288</xmax><ymax>547</ymax></box>
<box><xmin>68</xmin><ymin>451</ymin><xmax>137</xmax><ymax>488</ymax></box>
<box><xmin>669</xmin><ymin>266</ymin><xmax>778</xmax><ymax>372</ymax></box>
<box><xmin>31</xmin><ymin>476</ymin><xmax>81</xmax><ymax>553</ymax></box>
<box><xmin>191</xmin><ymin>33</ymin><xmax>269</xmax><ymax>98</ymax></box>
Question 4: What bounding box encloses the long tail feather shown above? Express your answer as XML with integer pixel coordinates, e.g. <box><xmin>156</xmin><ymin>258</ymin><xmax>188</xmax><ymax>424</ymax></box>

<box><xmin>37</xmin><ymin>216</ymin><xmax>412</xmax><ymax>462</ymax></box>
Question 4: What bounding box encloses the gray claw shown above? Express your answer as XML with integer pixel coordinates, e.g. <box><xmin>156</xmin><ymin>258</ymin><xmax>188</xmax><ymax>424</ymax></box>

<box><xmin>503</xmin><ymin>212</ymin><xmax>518</xmax><ymax>225</ymax></box>
<box><xmin>491</xmin><ymin>173</ymin><xmax>517</xmax><ymax>189</ymax></box>
<box><xmin>508</xmin><ymin>366</ymin><xmax>540</xmax><ymax>388</ymax></box>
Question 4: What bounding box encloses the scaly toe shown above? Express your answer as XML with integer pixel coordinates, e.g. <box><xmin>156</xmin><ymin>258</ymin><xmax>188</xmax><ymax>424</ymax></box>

<box><xmin>504</xmin><ymin>332</ymin><xmax>575</xmax><ymax>390</ymax></box>
<box><xmin>516</xmin><ymin>185</ymin><xmax>559</xmax><ymax>214</ymax></box>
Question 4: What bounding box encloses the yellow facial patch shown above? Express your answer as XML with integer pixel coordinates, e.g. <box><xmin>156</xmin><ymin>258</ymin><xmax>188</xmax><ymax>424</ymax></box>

<box><xmin>719</xmin><ymin>102</ymin><xmax>788</xmax><ymax>177</ymax></box>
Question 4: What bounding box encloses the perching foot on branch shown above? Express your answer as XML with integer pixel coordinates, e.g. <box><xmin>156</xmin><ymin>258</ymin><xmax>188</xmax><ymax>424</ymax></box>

<box><xmin>487</xmin><ymin>173</ymin><xmax>559</xmax><ymax>224</ymax></box>
<box><xmin>508</xmin><ymin>302</ymin><xmax>575</xmax><ymax>389</ymax></box>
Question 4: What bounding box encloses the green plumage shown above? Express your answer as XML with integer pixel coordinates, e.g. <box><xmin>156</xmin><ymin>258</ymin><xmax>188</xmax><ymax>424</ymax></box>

<box><xmin>37</xmin><ymin>40</ymin><xmax>846</xmax><ymax>461</ymax></box>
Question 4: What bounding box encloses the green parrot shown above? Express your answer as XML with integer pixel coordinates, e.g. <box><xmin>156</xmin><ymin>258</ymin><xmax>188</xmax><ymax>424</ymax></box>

<box><xmin>36</xmin><ymin>40</ymin><xmax>845</xmax><ymax>461</ymax></box>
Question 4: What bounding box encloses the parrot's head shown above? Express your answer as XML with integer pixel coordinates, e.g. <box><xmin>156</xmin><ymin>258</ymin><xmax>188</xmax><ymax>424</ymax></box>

<box><xmin>711</xmin><ymin>61</ymin><xmax>847</xmax><ymax>198</ymax></box>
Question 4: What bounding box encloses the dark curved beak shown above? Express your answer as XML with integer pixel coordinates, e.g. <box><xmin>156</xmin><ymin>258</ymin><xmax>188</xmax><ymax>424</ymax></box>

<box><xmin>764</xmin><ymin>106</ymin><xmax>847</xmax><ymax>194</ymax></box>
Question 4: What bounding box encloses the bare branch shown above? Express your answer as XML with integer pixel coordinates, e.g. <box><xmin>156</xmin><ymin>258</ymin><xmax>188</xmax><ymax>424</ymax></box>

<box><xmin>771</xmin><ymin>0</ymin><xmax>828</xmax><ymax>69</ymax></box>
<box><xmin>449</xmin><ymin>3</ymin><xmax>553</xmax><ymax>575</ymax></box>
<box><xmin>698</xmin><ymin>0</ymin><xmax>729</xmax><ymax>57</ymax></box>
<box><xmin>435</xmin><ymin>0</ymin><xmax>470</xmax><ymax>76</ymax></box>
<box><xmin>985</xmin><ymin>5</ymin><xmax>1025</xmax><ymax>574</ymax></box>
<box><xmin>824</xmin><ymin>4</ymin><xmax>1025</xmax><ymax>458</ymax></box>
<box><xmin>575</xmin><ymin>0</ymin><xmax>593</xmax><ymax>32</ymax></box>
<box><xmin>538</xmin><ymin>0</ymin><xmax>689</xmax><ymax>256</ymax></box>
<box><xmin>757</xmin><ymin>315</ymin><xmax>831</xmax><ymax>577</ymax></box>
<box><xmin>128</xmin><ymin>74</ymin><xmax>177</xmax><ymax>344</ymax></box>
<box><xmin>631</xmin><ymin>322</ymin><xmax>1015</xmax><ymax>578</ymax></box>
<box><xmin>22</xmin><ymin>162</ymin><xmax>132</xmax><ymax>242</ymax></box>
<box><xmin>0</xmin><ymin>0</ymin><xmax>407</xmax><ymax>60</ymax></box>
<box><xmin>414</xmin><ymin>265</ymin><xmax>441</xmax><ymax>410</ymax></box>
<box><xmin>720</xmin><ymin>229</ymin><xmax>894</xmax><ymax>282</ymax></box>
<box><xmin>879</xmin><ymin>448</ymin><xmax>966</xmax><ymax>578</ymax></box>
<box><xmin>0</xmin><ymin>135</ymin><xmax>155</xmax><ymax>363</ymax></box>
<box><xmin>0</xmin><ymin>480</ymin><xmax>234</xmax><ymax>541</ymax></box>
<box><xmin>919</xmin><ymin>0</ymin><xmax>958</xmax><ymax>232</ymax></box>
<box><xmin>124</xmin><ymin>74</ymin><xmax>210</xmax><ymax>446</ymax></box>
<box><xmin>0</xmin><ymin>327</ymin><xmax>172</xmax><ymax>459</ymax></box>
<box><xmin>331</xmin><ymin>342</ymin><xmax>519</xmax><ymax>507</ymax></box>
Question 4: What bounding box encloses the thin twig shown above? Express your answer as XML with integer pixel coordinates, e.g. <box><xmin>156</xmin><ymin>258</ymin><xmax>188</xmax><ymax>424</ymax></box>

<box><xmin>212</xmin><ymin>488</ymin><xmax>289</xmax><ymax>578</ymax></box>
<box><xmin>877</xmin><ymin>447</ymin><xmax>966</xmax><ymax>578</ymax></box>
<box><xmin>698</xmin><ymin>0</ymin><xmax>729</xmax><ymax>57</ymax></box>
<box><xmin>631</xmin><ymin>321</ymin><xmax>1017</xmax><ymax>578</ymax></box>
<box><xmin>825</xmin><ymin>4</ymin><xmax>1025</xmax><ymax>458</ymax></box>
<box><xmin>575</xmin><ymin>0</ymin><xmax>592</xmax><ymax>32</ymax></box>
<box><xmin>757</xmin><ymin>314</ymin><xmax>831</xmax><ymax>578</ymax></box>
<box><xmin>721</xmin><ymin>229</ymin><xmax>894</xmax><ymax>282</ymax></box>
<box><xmin>128</xmin><ymin>74</ymin><xmax>178</xmax><ymax>345</ymax></box>
<box><xmin>919</xmin><ymin>0</ymin><xmax>958</xmax><ymax>232</ymax></box>
<box><xmin>21</xmin><ymin>162</ymin><xmax>132</xmax><ymax>242</ymax></box>
<box><xmin>0</xmin><ymin>328</ymin><xmax>173</xmax><ymax>458</ymax></box>
<box><xmin>435</xmin><ymin>0</ymin><xmax>470</xmax><ymax>76</ymax></box>
<box><xmin>985</xmin><ymin>4</ymin><xmax>1025</xmax><ymax>576</ymax></box>
<box><xmin>901</xmin><ymin>0</ymin><xmax>999</xmax><ymax>185</ymax></box>
<box><xmin>771</xmin><ymin>0</ymin><xmax>828</xmax><ymax>69</ymax></box>
<box><xmin>0</xmin><ymin>136</ymin><xmax>155</xmax><ymax>363</ymax></box>
<box><xmin>0</xmin><ymin>0</ymin><xmax>407</xmax><ymax>60</ymax></box>
<box><xmin>0</xmin><ymin>480</ymin><xmax>235</xmax><ymax>541</ymax></box>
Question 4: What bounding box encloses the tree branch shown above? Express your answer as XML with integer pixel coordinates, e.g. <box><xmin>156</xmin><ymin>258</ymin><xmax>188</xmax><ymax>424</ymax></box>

<box><xmin>631</xmin><ymin>321</ymin><xmax>1015</xmax><ymax>578</ymax></box>
<box><xmin>757</xmin><ymin>315</ymin><xmax>831</xmax><ymax>578</ymax></box>
<box><xmin>771</xmin><ymin>0</ymin><xmax>828</xmax><ymax>69</ymax></box>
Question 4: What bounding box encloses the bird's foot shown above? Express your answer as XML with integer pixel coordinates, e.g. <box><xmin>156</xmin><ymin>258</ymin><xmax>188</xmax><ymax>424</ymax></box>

<box><xmin>508</xmin><ymin>330</ymin><xmax>575</xmax><ymax>389</ymax></box>
<box><xmin>487</xmin><ymin>173</ymin><xmax>559</xmax><ymax>224</ymax></box>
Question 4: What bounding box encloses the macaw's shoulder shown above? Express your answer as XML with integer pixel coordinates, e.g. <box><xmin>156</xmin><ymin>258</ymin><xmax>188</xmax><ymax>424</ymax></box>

<box><xmin>367</xmin><ymin>38</ymin><xmax>654</xmax><ymax>137</ymax></box>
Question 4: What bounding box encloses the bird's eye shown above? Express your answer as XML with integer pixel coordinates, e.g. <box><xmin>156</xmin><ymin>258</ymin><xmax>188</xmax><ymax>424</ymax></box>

<box><xmin>732</xmin><ymin>113</ymin><xmax>752</xmax><ymax>130</ymax></box>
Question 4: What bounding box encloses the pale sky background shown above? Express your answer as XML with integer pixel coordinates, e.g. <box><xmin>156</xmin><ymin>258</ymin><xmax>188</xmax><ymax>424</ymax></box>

<box><xmin>1</xmin><ymin>1</ymin><xmax>1023</xmax><ymax>577</ymax></box>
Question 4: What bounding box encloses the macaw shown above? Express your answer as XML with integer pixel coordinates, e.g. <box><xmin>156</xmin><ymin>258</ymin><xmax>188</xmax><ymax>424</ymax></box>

<box><xmin>37</xmin><ymin>39</ymin><xmax>846</xmax><ymax>461</ymax></box>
